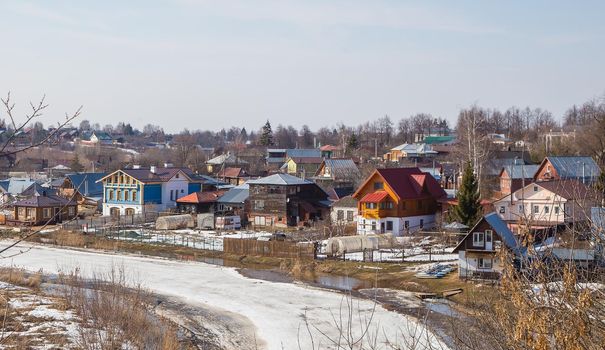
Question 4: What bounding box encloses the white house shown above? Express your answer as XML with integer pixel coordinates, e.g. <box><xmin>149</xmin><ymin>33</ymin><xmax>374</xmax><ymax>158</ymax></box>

<box><xmin>493</xmin><ymin>179</ymin><xmax>597</xmax><ymax>228</ymax></box>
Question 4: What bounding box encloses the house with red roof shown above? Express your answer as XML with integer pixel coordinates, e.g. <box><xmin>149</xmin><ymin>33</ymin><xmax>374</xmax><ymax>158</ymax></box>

<box><xmin>352</xmin><ymin>168</ymin><xmax>446</xmax><ymax>235</ymax></box>
<box><xmin>176</xmin><ymin>190</ymin><xmax>227</xmax><ymax>214</ymax></box>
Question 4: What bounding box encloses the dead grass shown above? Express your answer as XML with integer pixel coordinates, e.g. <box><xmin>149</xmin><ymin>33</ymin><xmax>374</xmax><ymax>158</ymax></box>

<box><xmin>0</xmin><ymin>268</ymin><xmax>42</xmax><ymax>290</ymax></box>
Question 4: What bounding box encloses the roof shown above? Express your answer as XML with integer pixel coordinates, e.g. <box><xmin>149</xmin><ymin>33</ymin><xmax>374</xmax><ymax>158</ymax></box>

<box><xmin>332</xmin><ymin>195</ymin><xmax>357</xmax><ymax>208</ymax></box>
<box><xmin>206</xmin><ymin>154</ymin><xmax>249</xmax><ymax>165</ymax></box>
<box><xmin>217</xmin><ymin>167</ymin><xmax>247</xmax><ymax>178</ymax></box>
<box><xmin>91</xmin><ymin>131</ymin><xmax>112</xmax><ymax>140</ymax></box>
<box><xmin>0</xmin><ymin>178</ymin><xmax>37</xmax><ymax>195</ymax></box>
<box><xmin>247</xmin><ymin>173</ymin><xmax>312</xmax><ymax>186</ymax></box>
<box><xmin>359</xmin><ymin>191</ymin><xmax>388</xmax><ymax>203</ymax></box>
<box><xmin>66</xmin><ymin>173</ymin><xmax>106</xmax><ymax>196</ymax></box>
<box><xmin>389</xmin><ymin>143</ymin><xmax>437</xmax><ymax>155</ymax></box>
<box><xmin>101</xmin><ymin>167</ymin><xmax>199</xmax><ymax>184</ymax></box>
<box><xmin>315</xmin><ymin>158</ymin><xmax>360</xmax><ymax>180</ymax></box>
<box><xmin>217</xmin><ymin>187</ymin><xmax>250</xmax><ymax>204</ymax></box>
<box><xmin>176</xmin><ymin>190</ymin><xmax>227</xmax><ymax>204</ymax></box>
<box><xmin>534</xmin><ymin>179</ymin><xmax>596</xmax><ymax>200</ymax></box>
<box><xmin>21</xmin><ymin>183</ymin><xmax>56</xmax><ymax>197</ymax></box>
<box><xmin>287</xmin><ymin>149</ymin><xmax>321</xmax><ymax>158</ymax></box>
<box><xmin>356</xmin><ymin>168</ymin><xmax>446</xmax><ymax>200</ymax></box>
<box><xmin>453</xmin><ymin>212</ymin><xmax>521</xmax><ymax>253</ymax></box>
<box><xmin>286</xmin><ymin>157</ymin><xmax>324</xmax><ymax>164</ymax></box>
<box><xmin>12</xmin><ymin>194</ymin><xmax>76</xmax><ymax>207</ymax></box>
<box><xmin>422</xmin><ymin>135</ymin><xmax>456</xmax><ymax>144</ymax></box>
<box><xmin>543</xmin><ymin>156</ymin><xmax>601</xmax><ymax>180</ymax></box>
<box><xmin>319</xmin><ymin>145</ymin><xmax>341</xmax><ymax>151</ymax></box>
<box><xmin>501</xmin><ymin>164</ymin><xmax>540</xmax><ymax>179</ymax></box>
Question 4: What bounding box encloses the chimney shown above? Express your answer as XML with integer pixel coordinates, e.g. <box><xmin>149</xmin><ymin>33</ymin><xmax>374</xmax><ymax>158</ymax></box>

<box><xmin>133</xmin><ymin>164</ymin><xmax>141</xmax><ymax>169</ymax></box>
<box><xmin>164</xmin><ymin>163</ymin><xmax>173</xmax><ymax>168</ymax></box>
<box><xmin>150</xmin><ymin>165</ymin><xmax>157</xmax><ymax>173</ymax></box>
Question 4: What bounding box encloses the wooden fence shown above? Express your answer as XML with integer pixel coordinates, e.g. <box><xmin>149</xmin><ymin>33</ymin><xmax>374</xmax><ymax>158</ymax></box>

<box><xmin>223</xmin><ymin>238</ymin><xmax>316</xmax><ymax>260</ymax></box>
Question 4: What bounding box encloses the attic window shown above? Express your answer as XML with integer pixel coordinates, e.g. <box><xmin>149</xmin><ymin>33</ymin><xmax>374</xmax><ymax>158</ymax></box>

<box><xmin>176</xmin><ymin>173</ymin><xmax>179</xmax><ymax>178</ymax></box>
<box><xmin>373</xmin><ymin>182</ymin><xmax>384</xmax><ymax>190</ymax></box>
<box><xmin>533</xmin><ymin>186</ymin><xmax>538</xmax><ymax>192</ymax></box>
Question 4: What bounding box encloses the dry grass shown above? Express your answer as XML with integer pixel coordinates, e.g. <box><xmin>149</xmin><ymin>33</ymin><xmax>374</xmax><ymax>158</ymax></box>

<box><xmin>0</xmin><ymin>267</ymin><xmax>42</xmax><ymax>290</ymax></box>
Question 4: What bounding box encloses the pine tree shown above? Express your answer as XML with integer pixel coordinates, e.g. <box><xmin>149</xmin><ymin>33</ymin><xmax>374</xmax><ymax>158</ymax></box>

<box><xmin>259</xmin><ymin>120</ymin><xmax>274</xmax><ymax>146</ymax></box>
<box><xmin>70</xmin><ymin>153</ymin><xmax>84</xmax><ymax>172</ymax></box>
<box><xmin>451</xmin><ymin>161</ymin><xmax>481</xmax><ymax>226</ymax></box>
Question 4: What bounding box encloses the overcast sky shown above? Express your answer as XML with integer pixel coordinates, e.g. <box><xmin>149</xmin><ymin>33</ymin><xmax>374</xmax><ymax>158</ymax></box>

<box><xmin>1</xmin><ymin>1</ymin><xmax>604</xmax><ymax>133</ymax></box>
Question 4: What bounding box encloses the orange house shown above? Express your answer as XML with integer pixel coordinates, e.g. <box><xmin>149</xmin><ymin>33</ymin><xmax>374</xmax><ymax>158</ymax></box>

<box><xmin>352</xmin><ymin>168</ymin><xmax>446</xmax><ymax>235</ymax></box>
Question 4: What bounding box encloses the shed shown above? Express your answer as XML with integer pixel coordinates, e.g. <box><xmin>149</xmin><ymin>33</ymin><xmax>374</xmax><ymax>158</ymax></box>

<box><xmin>325</xmin><ymin>234</ymin><xmax>394</xmax><ymax>256</ymax></box>
<box><xmin>155</xmin><ymin>214</ymin><xmax>195</xmax><ymax>230</ymax></box>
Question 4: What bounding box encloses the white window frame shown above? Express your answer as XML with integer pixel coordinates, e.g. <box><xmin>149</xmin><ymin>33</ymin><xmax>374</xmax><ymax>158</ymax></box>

<box><xmin>473</xmin><ymin>232</ymin><xmax>484</xmax><ymax>247</ymax></box>
<box><xmin>478</xmin><ymin>257</ymin><xmax>493</xmax><ymax>269</ymax></box>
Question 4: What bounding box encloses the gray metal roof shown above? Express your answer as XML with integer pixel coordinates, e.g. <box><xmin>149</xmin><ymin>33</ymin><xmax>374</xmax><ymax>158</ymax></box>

<box><xmin>0</xmin><ymin>178</ymin><xmax>37</xmax><ymax>195</ymax></box>
<box><xmin>316</xmin><ymin>158</ymin><xmax>360</xmax><ymax>180</ymax></box>
<box><xmin>287</xmin><ymin>149</ymin><xmax>321</xmax><ymax>158</ymax></box>
<box><xmin>247</xmin><ymin>173</ymin><xmax>312</xmax><ymax>186</ymax></box>
<box><xmin>502</xmin><ymin>164</ymin><xmax>540</xmax><ymax>179</ymax></box>
<box><xmin>217</xmin><ymin>188</ymin><xmax>249</xmax><ymax>204</ymax></box>
<box><xmin>547</xmin><ymin>156</ymin><xmax>601</xmax><ymax>180</ymax></box>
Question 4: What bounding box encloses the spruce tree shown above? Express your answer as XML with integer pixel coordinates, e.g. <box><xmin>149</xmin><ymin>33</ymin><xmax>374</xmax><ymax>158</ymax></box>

<box><xmin>347</xmin><ymin>133</ymin><xmax>359</xmax><ymax>150</ymax></box>
<box><xmin>451</xmin><ymin>161</ymin><xmax>481</xmax><ymax>226</ymax></box>
<box><xmin>259</xmin><ymin>120</ymin><xmax>274</xmax><ymax>146</ymax></box>
<box><xmin>70</xmin><ymin>153</ymin><xmax>84</xmax><ymax>172</ymax></box>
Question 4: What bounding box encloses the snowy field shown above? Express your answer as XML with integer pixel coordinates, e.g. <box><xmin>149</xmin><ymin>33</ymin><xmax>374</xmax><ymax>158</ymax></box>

<box><xmin>0</xmin><ymin>241</ymin><xmax>448</xmax><ymax>350</ymax></box>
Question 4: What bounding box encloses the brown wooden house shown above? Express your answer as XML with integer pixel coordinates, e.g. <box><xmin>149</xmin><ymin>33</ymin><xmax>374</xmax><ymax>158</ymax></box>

<box><xmin>10</xmin><ymin>193</ymin><xmax>78</xmax><ymax>226</ymax></box>
<box><xmin>247</xmin><ymin>173</ymin><xmax>330</xmax><ymax>227</ymax></box>
<box><xmin>453</xmin><ymin>212</ymin><xmax>523</xmax><ymax>280</ymax></box>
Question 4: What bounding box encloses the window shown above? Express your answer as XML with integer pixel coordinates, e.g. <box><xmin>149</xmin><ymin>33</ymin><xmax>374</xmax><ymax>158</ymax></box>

<box><xmin>181</xmin><ymin>189</ymin><xmax>184</xmax><ymax>193</ymax></box>
<box><xmin>175</xmin><ymin>173</ymin><xmax>179</xmax><ymax>178</ymax></box>
<box><xmin>485</xmin><ymin>230</ymin><xmax>493</xmax><ymax>243</ymax></box>
<box><xmin>254</xmin><ymin>200</ymin><xmax>265</xmax><ymax>210</ymax></box>
<box><xmin>371</xmin><ymin>221</ymin><xmax>377</xmax><ymax>231</ymax></box>
<box><xmin>533</xmin><ymin>205</ymin><xmax>539</xmax><ymax>214</ymax></box>
<box><xmin>473</xmin><ymin>232</ymin><xmax>484</xmax><ymax>247</ymax></box>
<box><xmin>365</xmin><ymin>203</ymin><xmax>377</xmax><ymax>209</ymax></box>
<box><xmin>555</xmin><ymin>206</ymin><xmax>560</xmax><ymax>214</ymax></box>
<box><xmin>518</xmin><ymin>204</ymin><xmax>524</xmax><ymax>213</ymax></box>
<box><xmin>478</xmin><ymin>258</ymin><xmax>493</xmax><ymax>269</ymax></box>
<box><xmin>125</xmin><ymin>190</ymin><xmax>130</xmax><ymax>201</ymax></box>
<box><xmin>346</xmin><ymin>211</ymin><xmax>354</xmax><ymax>221</ymax></box>
<box><xmin>18</xmin><ymin>207</ymin><xmax>25</xmax><ymax>218</ymax></box>
<box><xmin>43</xmin><ymin>208</ymin><xmax>52</xmax><ymax>218</ymax></box>
<box><xmin>544</xmin><ymin>206</ymin><xmax>550</xmax><ymax>214</ymax></box>
<box><xmin>499</xmin><ymin>206</ymin><xmax>506</xmax><ymax>214</ymax></box>
<box><xmin>386</xmin><ymin>221</ymin><xmax>393</xmax><ymax>231</ymax></box>
<box><xmin>117</xmin><ymin>190</ymin><xmax>122</xmax><ymax>201</ymax></box>
<box><xmin>108</xmin><ymin>190</ymin><xmax>114</xmax><ymax>200</ymax></box>
<box><xmin>132</xmin><ymin>191</ymin><xmax>137</xmax><ymax>201</ymax></box>
<box><xmin>337</xmin><ymin>210</ymin><xmax>344</xmax><ymax>220</ymax></box>
<box><xmin>68</xmin><ymin>206</ymin><xmax>75</xmax><ymax>216</ymax></box>
<box><xmin>26</xmin><ymin>208</ymin><xmax>35</xmax><ymax>220</ymax></box>
<box><xmin>373</xmin><ymin>182</ymin><xmax>384</xmax><ymax>190</ymax></box>
<box><xmin>533</xmin><ymin>186</ymin><xmax>538</xmax><ymax>192</ymax></box>
<box><xmin>404</xmin><ymin>221</ymin><xmax>409</xmax><ymax>229</ymax></box>
<box><xmin>170</xmin><ymin>190</ymin><xmax>174</xmax><ymax>201</ymax></box>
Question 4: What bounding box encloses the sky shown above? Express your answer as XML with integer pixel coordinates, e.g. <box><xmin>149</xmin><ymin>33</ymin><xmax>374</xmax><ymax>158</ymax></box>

<box><xmin>1</xmin><ymin>1</ymin><xmax>604</xmax><ymax>133</ymax></box>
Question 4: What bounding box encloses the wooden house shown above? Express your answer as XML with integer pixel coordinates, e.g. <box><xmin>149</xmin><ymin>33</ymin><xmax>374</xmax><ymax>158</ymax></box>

<box><xmin>176</xmin><ymin>190</ymin><xmax>227</xmax><ymax>214</ymax></box>
<box><xmin>247</xmin><ymin>173</ymin><xmax>330</xmax><ymax>227</ymax></box>
<box><xmin>534</xmin><ymin>156</ymin><xmax>601</xmax><ymax>183</ymax></box>
<box><xmin>352</xmin><ymin>168</ymin><xmax>446</xmax><ymax>235</ymax></box>
<box><xmin>216</xmin><ymin>167</ymin><xmax>249</xmax><ymax>185</ymax></box>
<box><xmin>497</xmin><ymin>164</ymin><xmax>539</xmax><ymax>197</ymax></box>
<box><xmin>313</xmin><ymin>158</ymin><xmax>361</xmax><ymax>191</ymax></box>
<box><xmin>281</xmin><ymin>157</ymin><xmax>323</xmax><ymax>178</ymax></box>
<box><xmin>453</xmin><ymin>212</ymin><xmax>523</xmax><ymax>280</ymax></box>
<box><xmin>10</xmin><ymin>193</ymin><xmax>78</xmax><ymax>226</ymax></box>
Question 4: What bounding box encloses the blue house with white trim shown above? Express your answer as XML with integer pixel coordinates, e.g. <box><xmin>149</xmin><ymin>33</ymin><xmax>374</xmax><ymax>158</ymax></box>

<box><xmin>98</xmin><ymin>165</ymin><xmax>205</xmax><ymax>216</ymax></box>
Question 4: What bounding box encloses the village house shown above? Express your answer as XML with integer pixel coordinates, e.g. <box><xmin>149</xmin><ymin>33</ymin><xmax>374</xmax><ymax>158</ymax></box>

<box><xmin>313</xmin><ymin>158</ymin><xmax>361</xmax><ymax>192</ymax></box>
<box><xmin>58</xmin><ymin>173</ymin><xmax>106</xmax><ymax>215</ymax></box>
<box><xmin>247</xmin><ymin>173</ymin><xmax>330</xmax><ymax>227</ymax></box>
<box><xmin>383</xmin><ymin>143</ymin><xmax>437</xmax><ymax>162</ymax></box>
<box><xmin>352</xmin><ymin>167</ymin><xmax>446</xmax><ymax>235</ymax></box>
<box><xmin>453</xmin><ymin>212</ymin><xmax>522</xmax><ymax>280</ymax></box>
<box><xmin>216</xmin><ymin>167</ymin><xmax>249</xmax><ymax>185</ymax></box>
<box><xmin>80</xmin><ymin>130</ymin><xmax>113</xmax><ymax>145</ymax></box>
<box><xmin>534</xmin><ymin>156</ymin><xmax>601</xmax><ymax>184</ymax></box>
<box><xmin>98</xmin><ymin>165</ymin><xmax>204</xmax><ymax>216</ymax></box>
<box><xmin>330</xmin><ymin>195</ymin><xmax>358</xmax><ymax>225</ymax></box>
<box><xmin>497</xmin><ymin>164</ymin><xmax>540</xmax><ymax>197</ymax></box>
<box><xmin>493</xmin><ymin>179</ymin><xmax>598</xmax><ymax>231</ymax></box>
<box><xmin>265</xmin><ymin>148</ymin><xmax>321</xmax><ymax>169</ymax></box>
<box><xmin>0</xmin><ymin>178</ymin><xmax>37</xmax><ymax>204</ymax></box>
<box><xmin>281</xmin><ymin>157</ymin><xmax>323</xmax><ymax>178</ymax></box>
<box><xmin>216</xmin><ymin>183</ymin><xmax>250</xmax><ymax>225</ymax></box>
<box><xmin>205</xmin><ymin>153</ymin><xmax>249</xmax><ymax>174</ymax></box>
<box><xmin>319</xmin><ymin>144</ymin><xmax>341</xmax><ymax>158</ymax></box>
<box><xmin>10</xmin><ymin>193</ymin><xmax>78</xmax><ymax>226</ymax></box>
<box><xmin>176</xmin><ymin>190</ymin><xmax>227</xmax><ymax>214</ymax></box>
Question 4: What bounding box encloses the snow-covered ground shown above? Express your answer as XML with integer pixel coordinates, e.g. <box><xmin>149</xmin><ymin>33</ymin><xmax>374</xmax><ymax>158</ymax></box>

<box><xmin>0</xmin><ymin>241</ymin><xmax>448</xmax><ymax>350</ymax></box>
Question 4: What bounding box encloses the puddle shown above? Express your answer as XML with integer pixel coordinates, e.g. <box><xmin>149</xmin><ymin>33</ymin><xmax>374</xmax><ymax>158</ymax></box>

<box><xmin>311</xmin><ymin>274</ymin><xmax>372</xmax><ymax>291</ymax></box>
<box><xmin>424</xmin><ymin>298</ymin><xmax>463</xmax><ymax>318</ymax></box>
